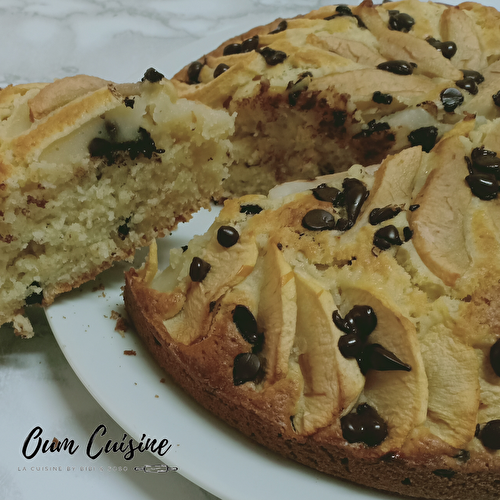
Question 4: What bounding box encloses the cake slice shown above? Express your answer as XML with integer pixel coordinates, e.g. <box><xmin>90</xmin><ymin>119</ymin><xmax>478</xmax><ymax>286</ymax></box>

<box><xmin>0</xmin><ymin>70</ymin><xmax>234</xmax><ymax>336</ymax></box>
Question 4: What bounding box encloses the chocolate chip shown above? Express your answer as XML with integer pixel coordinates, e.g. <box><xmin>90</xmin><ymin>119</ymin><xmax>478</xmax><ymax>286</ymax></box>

<box><xmin>223</xmin><ymin>43</ymin><xmax>242</xmax><ymax>56</ymax></box>
<box><xmin>432</xmin><ymin>469</ymin><xmax>456</xmax><ymax>478</ymax></box>
<box><xmin>388</xmin><ymin>12</ymin><xmax>415</xmax><ymax>32</ymax></box>
<box><xmin>440</xmin><ymin>88</ymin><xmax>464</xmax><ymax>112</ymax></box>
<box><xmin>335</xmin><ymin>217</ymin><xmax>353</xmax><ymax>231</ymax></box>
<box><xmin>355</xmin><ymin>120</ymin><xmax>391</xmax><ymax>138</ymax></box>
<box><xmin>478</xmin><ymin>420</ymin><xmax>500</xmax><ymax>450</ymax></box>
<box><xmin>403</xmin><ymin>226</ymin><xmax>413</xmax><ymax>242</ymax></box>
<box><xmin>336</xmin><ymin>4</ymin><xmax>353</xmax><ymax>15</ymax></box>
<box><xmin>124</xmin><ymin>97</ymin><xmax>135</xmax><ymax>108</ymax></box>
<box><xmin>181</xmin><ymin>245</ymin><xmax>188</xmax><ymax>252</ymax></box>
<box><xmin>401</xmin><ymin>478</ymin><xmax>411</xmax><ymax>486</ymax></box>
<box><xmin>269</xmin><ymin>20</ymin><xmax>287</xmax><ymax>34</ymax></box>
<box><xmin>490</xmin><ymin>339</ymin><xmax>500</xmax><ymax>377</ymax></box>
<box><xmin>456</xmin><ymin>78</ymin><xmax>478</xmax><ymax>95</ymax></box>
<box><xmin>214</xmin><ymin>63</ymin><xmax>229</xmax><ymax>78</ymax></box>
<box><xmin>360</xmin><ymin>343</ymin><xmax>411</xmax><ymax>372</ymax></box>
<box><xmin>338</xmin><ymin>333</ymin><xmax>364</xmax><ymax>358</ymax></box>
<box><xmin>187</xmin><ymin>61</ymin><xmax>203</xmax><ymax>84</ymax></box>
<box><xmin>377</xmin><ymin>60</ymin><xmax>414</xmax><ymax>75</ymax></box>
<box><xmin>373</xmin><ymin>225</ymin><xmax>403</xmax><ymax>249</ymax></box>
<box><xmin>493</xmin><ymin>91</ymin><xmax>500</xmax><ymax>107</ymax></box>
<box><xmin>462</xmin><ymin>69</ymin><xmax>484</xmax><ymax>84</ymax></box>
<box><xmin>209</xmin><ymin>301</ymin><xmax>216</xmax><ymax>313</ymax></box>
<box><xmin>426</xmin><ymin>38</ymin><xmax>457</xmax><ymax>59</ymax></box>
<box><xmin>288</xmin><ymin>90</ymin><xmax>302</xmax><ymax>106</ymax></box>
<box><xmin>333</xmin><ymin>305</ymin><xmax>377</xmax><ymax>338</ymax></box>
<box><xmin>343</xmin><ymin>178</ymin><xmax>369</xmax><ymax>224</ymax></box>
<box><xmin>241</xmin><ymin>35</ymin><xmax>259</xmax><ymax>53</ymax></box>
<box><xmin>471</xmin><ymin>148</ymin><xmax>500</xmax><ymax>177</ymax></box>
<box><xmin>240</xmin><ymin>204</ymin><xmax>263</xmax><ymax>215</ymax></box>
<box><xmin>465</xmin><ymin>173</ymin><xmax>498</xmax><ymax>200</ymax></box>
<box><xmin>408</xmin><ymin>126</ymin><xmax>438</xmax><ymax>153</ymax></box>
<box><xmin>189</xmin><ymin>257</ymin><xmax>211</xmax><ymax>282</ymax></box>
<box><xmin>89</xmin><ymin>127</ymin><xmax>163</xmax><ymax>164</ymax></box>
<box><xmin>454</xmin><ymin>450</ymin><xmax>470</xmax><ymax>463</ymax></box>
<box><xmin>259</xmin><ymin>47</ymin><xmax>287</xmax><ymax>66</ymax></box>
<box><xmin>302</xmin><ymin>209</ymin><xmax>336</xmax><ymax>231</ymax></box>
<box><xmin>312</xmin><ymin>184</ymin><xmax>340</xmax><ymax>204</ymax></box>
<box><xmin>372</xmin><ymin>91</ymin><xmax>393</xmax><ymax>105</ymax></box>
<box><xmin>25</xmin><ymin>281</ymin><xmax>43</xmax><ymax>305</ymax></box>
<box><xmin>409</xmin><ymin>204</ymin><xmax>420</xmax><ymax>211</ymax></box>
<box><xmin>142</xmin><ymin>68</ymin><xmax>164</xmax><ymax>83</ymax></box>
<box><xmin>341</xmin><ymin>403</ymin><xmax>388</xmax><ymax>447</ymax></box>
<box><xmin>440</xmin><ymin>41</ymin><xmax>458</xmax><ymax>59</ymax></box>
<box><xmin>233</xmin><ymin>352</ymin><xmax>261</xmax><ymax>385</ymax></box>
<box><xmin>217</xmin><ymin>226</ymin><xmax>239</xmax><ymax>247</ymax></box>
<box><xmin>369</xmin><ymin>205</ymin><xmax>402</xmax><ymax>225</ymax></box>
<box><xmin>118</xmin><ymin>216</ymin><xmax>131</xmax><ymax>239</ymax></box>
<box><xmin>232</xmin><ymin>305</ymin><xmax>260</xmax><ymax>344</ymax></box>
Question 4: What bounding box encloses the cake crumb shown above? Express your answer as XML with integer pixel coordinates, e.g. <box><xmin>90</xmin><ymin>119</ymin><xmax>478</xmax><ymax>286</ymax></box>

<box><xmin>155</xmin><ymin>395</ymin><xmax>159</xmax><ymax>398</ymax></box>
<box><xmin>115</xmin><ymin>316</ymin><xmax>129</xmax><ymax>335</ymax></box>
<box><xmin>160</xmin><ymin>378</ymin><xmax>166</xmax><ymax>384</ymax></box>
<box><xmin>92</xmin><ymin>283</ymin><xmax>105</xmax><ymax>292</ymax></box>
<box><xmin>124</xmin><ymin>349</ymin><xmax>136</xmax><ymax>356</ymax></box>
<box><xmin>110</xmin><ymin>309</ymin><xmax>129</xmax><ymax>336</ymax></box>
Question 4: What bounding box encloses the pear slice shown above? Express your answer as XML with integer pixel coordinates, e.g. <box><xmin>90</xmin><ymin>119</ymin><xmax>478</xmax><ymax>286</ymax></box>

<box><xmin>258</xmin><ymin>239</ymin><xmax>297</xmax><ymax>384</ymax></box>
<box><xmin>163</xmin><ymin>229</ymin><xmax>258</xmax><ymax>345</ymax></box>
<box><xmin>419</xmin><ymin>322</ymin><xmax>479</xmax><ymax>448</ymax></box>
<box><xmin>408</xmin><ymin>135</ymin><xmax>472</xmax><ymax>286</ymax></box>
<box><xmin>292</xmin><ymin>270</ymin><xmax>364</xmax><ymax>435</ymax></box>
<box><xmin>342</xmin><ymin>286</ymin><xmax>428</xmax><ymax>451</ymax></box>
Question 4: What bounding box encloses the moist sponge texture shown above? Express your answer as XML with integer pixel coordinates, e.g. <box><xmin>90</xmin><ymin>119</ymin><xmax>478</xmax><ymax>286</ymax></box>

<box><xmin>0</xmin><ymin>75</ymin><xmax>234</xmax><ymax>335</ymax></box>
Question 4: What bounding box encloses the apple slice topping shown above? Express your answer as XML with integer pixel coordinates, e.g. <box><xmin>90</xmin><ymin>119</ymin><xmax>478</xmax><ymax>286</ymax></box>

<box><xmin>409</xmin><ymin>135</ymin><xmax>472</xmax><ymax>286</ymax></box>
<box><xmin>163</xmin><ymin>227</ymin><xmax>259</xmax><ymax>345</ymax></box>
<box><xmin>340</xmin><ymin>286</ymin><xmax>428</xmax><ymax>450</ymax></box>
<box><xmin>291</xmin><ymin>270</ymin><xmax>364</xmax><ymax>435</ymax></box>
<box><xmin>258</xmin><ymin>239</ymin><xmax>297</xmax><ymax>384</ymax></box>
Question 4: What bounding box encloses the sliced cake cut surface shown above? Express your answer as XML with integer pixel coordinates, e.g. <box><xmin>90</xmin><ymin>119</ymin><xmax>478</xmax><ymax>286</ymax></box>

<box><xmin>173</xmin><ymin>0</ymin><xmax>500</xmax><ymax>197</ymax></box>
<box><xmin>125</xmin><ymin>116</ymin><xmax>500</xmax><ymax>499</ymax></box>
<box><xmin>0</xmin><ymin>71</ymin><xmax>234</xmax><ymax>336</ymax></box>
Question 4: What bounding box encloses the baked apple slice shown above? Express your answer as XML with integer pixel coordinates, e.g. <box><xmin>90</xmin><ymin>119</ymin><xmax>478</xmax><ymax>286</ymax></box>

<box><xmin>408</xmin><ymin>135</ymin><xmax>472</xmax><ymax>286</ymax></box>
<box><xmin>292</xmin><ymin>270</ymin><xmax>364</xmax><ymax>435</ymax></box>
<box><xmin>162</xmin><ymin>224</ymin><xmax>258</xmax><ymax>345</ymax></box>
<box><xmin>341</xmin><ymin>286</ymin><xmax>428</xmax><ymax>451</ymax></box>
<box><xmin>258</xmin><ymin>239</ymin><xmax>297</xmax><ymax>384</ymax></box>
<box><xmin>419</xmin><ymin>321</ymin><xmax>479</xmax><ymax>448</ymax></box>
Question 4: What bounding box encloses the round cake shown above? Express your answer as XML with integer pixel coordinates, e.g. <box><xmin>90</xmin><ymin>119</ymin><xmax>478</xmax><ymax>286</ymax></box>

<box><xmin>173</xmin><ymin>0</ymin><xmax>500</xmax><ymax>197</ymax></box>
<box><xmin>125</xmin><ymin>1</ymin><xmax>500</xmax><ymax>498</ymax></box>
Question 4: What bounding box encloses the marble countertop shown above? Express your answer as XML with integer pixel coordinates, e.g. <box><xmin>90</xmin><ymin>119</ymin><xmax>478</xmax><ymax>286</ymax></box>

<box><xmin>0</xmin><ymin>2</ymin><xmax>338</xmax><ymax>500</ymax></box>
